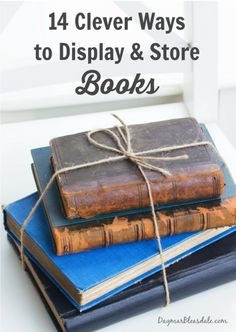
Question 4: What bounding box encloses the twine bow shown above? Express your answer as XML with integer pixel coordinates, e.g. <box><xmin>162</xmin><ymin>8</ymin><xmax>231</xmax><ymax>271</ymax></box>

<box><xmin>87</xmin><ymin>114</ymin><xmax>189</xmax><ymax>177</ymax></box>
<box><xmin>20</xmin><ymin>114</ymin><xmax>215</xmax><ymax>306</ymax></box>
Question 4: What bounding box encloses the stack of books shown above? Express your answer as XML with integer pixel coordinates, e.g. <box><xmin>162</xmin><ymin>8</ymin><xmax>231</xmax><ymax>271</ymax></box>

<box><xmin>3</xmin><ymin>117</ymin><xmax>236</xmax><ymax>332</ymax></box>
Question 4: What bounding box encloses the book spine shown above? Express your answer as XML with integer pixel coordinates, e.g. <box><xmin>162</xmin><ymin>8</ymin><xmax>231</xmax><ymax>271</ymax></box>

<box><xmin>64</xmin><ymin>169</ymin><xmax>224</xmax><ymax>219</ymax></box>
<box><xmin>52</xmin><ymin>197</ymin><xmax>236</xmax><ymax>255</ymax></box>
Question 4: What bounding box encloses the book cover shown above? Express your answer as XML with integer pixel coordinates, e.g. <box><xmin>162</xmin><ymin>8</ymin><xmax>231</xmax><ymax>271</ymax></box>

<box><xmin>31</xmin><ymin>125</ymin><xmax>236</xmax><ymax>255</ymax></box>
<box><xmin>7</xmin><ymin>231</ymin><xmax>236</xmax><ymax>332</ymax></box>
<box><xmin>50</xmin><ymin>118</ymin><xmax>224</xmax><ymax>219</ymax></box>
<box><xmin>3</xmin><ymin>192</ymin><xmax>236</xmax><ymax>311</ymax></box>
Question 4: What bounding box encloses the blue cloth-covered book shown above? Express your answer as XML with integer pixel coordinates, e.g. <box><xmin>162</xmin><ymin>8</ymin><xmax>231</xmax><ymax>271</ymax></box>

<box><xmin>4</xmin><ymin>193</ymin><xmax>236</xmax><ymax>311</ymax></box>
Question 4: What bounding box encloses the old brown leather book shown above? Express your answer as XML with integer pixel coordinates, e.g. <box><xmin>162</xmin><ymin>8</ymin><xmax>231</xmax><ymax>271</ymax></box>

<box><xmin>50</xmin><ymin>118</ymin><xmax>224</xmax><ymax>219</ymax></box>
<box><xmin>52</xmin><ymin>197</ymin><xmax>236</xmax><ymax>254</ymax></box>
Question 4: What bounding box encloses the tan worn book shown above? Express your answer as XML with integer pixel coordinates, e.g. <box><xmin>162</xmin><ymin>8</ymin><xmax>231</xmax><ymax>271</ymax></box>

<box><xmin>51</xmin><ymin>198</ymin><xmax>236</xmax><ymax>254</ymax></box>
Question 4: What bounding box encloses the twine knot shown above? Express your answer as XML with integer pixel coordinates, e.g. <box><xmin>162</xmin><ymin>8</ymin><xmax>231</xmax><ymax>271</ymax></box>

<box><xmin>87</xmin><ymin>114</ymin><xmax>189</xmax><ymax>178</ymax></box>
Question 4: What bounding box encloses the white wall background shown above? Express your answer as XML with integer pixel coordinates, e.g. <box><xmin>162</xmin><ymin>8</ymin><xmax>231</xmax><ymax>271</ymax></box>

<box><xmin>0</xmin><ymin>0</ymin><xmax>236</xmax><ymax>145</ymax></box>
<box><xmin>218</xmin><ymin>0</ymin><xmax>236</xmax><ymax>146</ymax></box>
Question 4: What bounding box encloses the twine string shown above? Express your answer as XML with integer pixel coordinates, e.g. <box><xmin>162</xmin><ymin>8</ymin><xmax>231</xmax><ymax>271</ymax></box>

<box><xmin>20</xmin><ymin>114</ymin><xmax>216</xmax><ymax>306</ymax></box>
